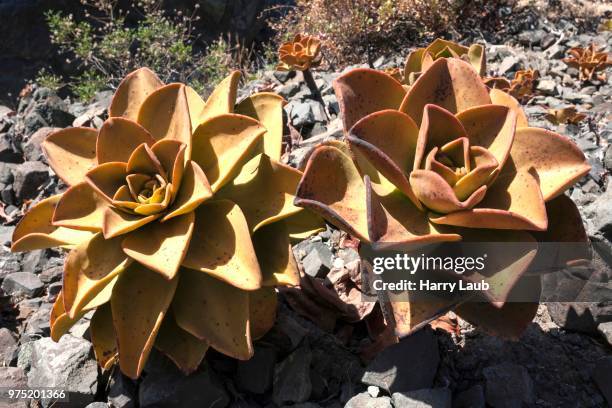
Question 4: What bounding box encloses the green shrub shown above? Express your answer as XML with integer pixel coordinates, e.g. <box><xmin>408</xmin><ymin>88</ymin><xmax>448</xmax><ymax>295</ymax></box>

<box><xmin>41</xmin><ymin>0</ymin><xmax>246</xmax><ymax>100</ymax></box>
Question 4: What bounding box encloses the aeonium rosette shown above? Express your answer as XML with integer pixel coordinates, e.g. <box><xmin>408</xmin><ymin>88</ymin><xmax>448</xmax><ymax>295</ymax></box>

<box><xmin>11</xmin><ymin>68</ymin><xmax>322</xmax><ymax>378</ymax></box>
<box><xmin>295</xmin><ymin>58</ymin><xmax>591</xmax><ymax>339</ymax></box>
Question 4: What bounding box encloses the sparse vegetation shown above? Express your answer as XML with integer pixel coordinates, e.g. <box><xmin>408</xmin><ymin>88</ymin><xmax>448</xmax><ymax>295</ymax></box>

<box><xmin>41</xmin><ymin>0</ymin><xmax>251</xmax><ymax>100</ymax></box>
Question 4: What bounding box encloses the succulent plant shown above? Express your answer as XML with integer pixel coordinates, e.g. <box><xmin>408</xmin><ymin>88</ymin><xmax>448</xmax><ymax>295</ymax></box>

<box><xmin>563</xmin><ymin>43</ymin><xmax>611</xmax><ymax>82</ymax></box>
<box><xmin>295</xmin><ymin>58</ymin><xmax>590</xmax><ymax>338</ymax></box>
<box><xmin>276</xmin><ymin>34</ymin><xmax>322</xmax><ymax>72</ymax></box>
<box><xmin>12</xmin><ymin>68</ymin><xmax>322</xmax><ymax>378</ymax></box>
<box><xmin>545</xmin><ymin>106</ymin><xmax>587</xmax><ymax>125</ymax></box>
<box><xmin>485</xmin><ymin>69</ymin><xmax>540</xmax><ymax>103</ymax></box>
<box><xmin>404</xmin><ymin>38</ymin><xmax>486</xmax><ymax>85</ymax></box>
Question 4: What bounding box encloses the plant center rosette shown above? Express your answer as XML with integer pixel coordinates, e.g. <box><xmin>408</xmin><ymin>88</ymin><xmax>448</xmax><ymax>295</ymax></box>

<box><xmin>276</xmin><ymin>34</ymin><xmax>322</xmax><ymax>71</ymax></box>
<box><xmin>11</xmin><ymin>68</ymin><xmax>323</xmax><ymax>378</ymax></box>
<box><xmin>295</xmin><ymin>58</ymin><xmax>591</xmax><ymax>339</ymax></box>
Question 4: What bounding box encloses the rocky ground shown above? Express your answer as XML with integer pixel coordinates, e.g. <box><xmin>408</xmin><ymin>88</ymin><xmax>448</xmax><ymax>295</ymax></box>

<box><xmin>0</xmin><ymin>15</ymin><xmax>611</xmax><ymax>408</ymax></box>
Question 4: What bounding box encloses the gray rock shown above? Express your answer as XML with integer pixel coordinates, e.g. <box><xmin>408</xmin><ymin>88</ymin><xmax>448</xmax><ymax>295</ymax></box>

<box><xmin>302</xmin><ymin>242</ymin><xmax>333</xmax><ymax>278</ymax></box>
<box><xmin>0</xmin><ymin>251</ymin><xmax>22</xmax><ymax>278</ymax></box>
<box><xmin>0</xmin><ymin>133</ymin><xmax>21</xmax><ymax>163</ymax></box>
<box><xmin>47</xmin><ymin>281</ymin><xmax>62</xmax><ymax>302</ymax></box>
<box><xmin>536</xmin><ymin>79</ymin><xmax>556</xmax><ymax>95</ymax></box>
<box><xmin>23</xmin><ymin>127</ymin><xmax>58</xmax><ymax>161</ymax></box>
<box><xmin>277</xmin><ymin>82</ymin><xmax>302</xmax><ymax>99</ymax></box>
<box><xmin>139</xmin><ymin>361</ymin><xmax>228</xmax><ymax>408</ymax></box>
<box><xmin>593</xmin><ymin>357</ymin><xmax>612</xmax><ymax>406</ymax></box>
<box><xmin>28</xmin><ymin>335</ymin><xmax>98</xmax><ymax>408</ymax></box>
<box><xmin>21</xmin><ymin>249</ymin><xmax>47</xmax><ymax>273</ymax></box>
<box><xmin>391</xmin><ymin>388</ymin><xmax>452</xmax><ymax>408</ymax></box>
<box><xmin>237</xmin><ymin>345</ymin><xmax>277</xmax><ymax>394</ymax></box>
<box><xmin>483</xmin><ymin>363</ymin><xmax>534</xmax><ymax>407</ymax></box>
<box><xmin>40</xmin><ymin>264</ymin><xmax>64</xmax><ymax>283</ymax></box>
<box><xmin>498</xmin><ymin>56</ymin><xmax>520</xmax><ymax>75</ymax></box>
<box><xmin>16</xmin><ymin>341</ymin><xmax>34</xmax><ymax>371</ymax></box>
<box><xmin>598</xmin><ymin>322</ymin><xmax>612</xmax><ymax>346</ymax></box>
<box><xmin>273</xmin><ymin>71</ymin><xmax>296</xmax><ymax>83</ymax></box>
<box><xmin>108</xmin><ymin>370</ymin><xmax>136</xmax><ymax>408</ymax></box>
<box><xmin>453</xmin><ymin>384</ymin><xmax>485</xmax><ymax>408</ymax></box>
<box><xmin>0</xmin><ymin>225</ymin><xmax>14</xmax><ymax>246</ymax></box>
<box><xmin>23</xmin><ymin>302</ymin><xmax>52</xmax><ymax>339</ymax></box>
<box><xmin>291</xmin><ymin>102</ymin><xmax>316</xmax><ymax>128</ymax></box>
<box><xmin>85</xmin><ymin>404</ymin><xmax>109</xmax><ymax>408</ymax></box>
<box><xmin>345</xmin><ymin>392</ymin><xmax>392</xmax><ymax>408</ymax></box>
<box><xmin>361</xmin><ymin>327</ymin><xmax>439</xmax><ymax>393</ymax></box>
<box><xmin>604</xmin><ymin>144</ymin><xmax>612</xmax><ymax>172</ymax></box>
<box><xmin>546</xmin><ymin>44</ymin><xmax>566</xmax><ymax>59</ymax></box>
<box><xmin>0</xmin><ymin>366</ymin><xmax>28</xmax><ymax>408</ymax></box>
<box><xmin>273</xmin><ymin>345</ymin><xmax>312</xmax><ymax>405</ymax></box>
<box><xmin>367</xmin><ymin>386</ymin><xmax>380</xmax><ymax>398</ymax></box>
<box><xmin>0</xmin><ymin>327</ymin><xmax>18</xmax><ymax>366</ymax></box>
<box><xmin>12</xmin><ymin>161</ymin><xmax>49</xmax><ymax>201</ymax></box>
<box><xmin>1</xmin><ymin>272</ymin><xmax>44</xmax><ymax>297</ymax></box>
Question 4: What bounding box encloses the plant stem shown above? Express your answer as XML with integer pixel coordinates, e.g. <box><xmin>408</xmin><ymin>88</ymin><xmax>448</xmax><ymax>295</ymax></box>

<box><xmin>302</xmin><ymin>69</ymin><xmax>330</xmax><ymax>120</ymax></box>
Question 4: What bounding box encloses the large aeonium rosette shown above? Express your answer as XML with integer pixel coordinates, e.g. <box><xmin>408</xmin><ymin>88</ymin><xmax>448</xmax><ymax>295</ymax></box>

<box><xmin>11</xmin><ymin>68</ymin><xmax>321</xmax><ymax>378</ymax></box>
<box><xmin>295</xmin><ymin>58</ymin><xmax>591</xmax><ymax>339</ymax></box>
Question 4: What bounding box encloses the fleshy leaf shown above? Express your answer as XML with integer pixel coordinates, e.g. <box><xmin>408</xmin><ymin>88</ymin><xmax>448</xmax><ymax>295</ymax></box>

<box><xmin>122</xmin><ymin>211</ymin><xmax>195</xmax><ymax>280</ymax></box>
<box><xmin>182</xmin><ymin>200</ymin><xmax>262</xmax><ymax>290</ymax></box>
<box><xmin>109</xmin><ymin>67</ymin><xmax>163</xmax><ymax>120</ymax></box>
<box><xmin>155</xmin><ymin>311</ymin><xmax>209</xmax><ymax>375</ymax></box>
<box><xmin>12</xmin><ymin>195</ymin><xmax>94</xmax><ymax>252</ymax></box>
<box><xmin>111</xmin><ymin>262</ymin><xmax>177</xmax><ymax>379</ymax></box>
<box><xmin>191</xmin><ymin>113</ymin><xmax>266</xmax><ymax>191</ymax></box>
<box><xmin>163</xmin><ymin>161</ymin><xmax>212</xmax><ymax>221</ymax></box>
<box><xmin>367</xmin><ymin>185</ymin><xmax>461</xmax><ymax>245</ymax></box>
<box><xmin>236</xmin><ymin>92</ymin><xmax>286</xmax><ymax>161</ymax></box>
<box><xmin>189</xmin><ymin>71</ymin><xmax>241</xmax><ymax>127</ymax></box>
<box><xmin>284</xmin><ymin>210</ymin><xmax>327</xmax><ymax>241</ymax></box>
<box><xmin>97</xmin><ymin>117</ymin><xmax>155</xmax><ymax>164</ymax></box>
<box><xmin>137</xmin><ymin>83</ymin><xmax>192</xmax><ymax>147</ymax></box>
<box><xmin>400</xmin><ymin>58</ymin><xmax>491</xmax><ymax>125</ymax></box>
<box><xmin>90</xmin><ymin>303</ymin><xmax>118</xmax><ymax>370</ymax></box>
<box><xmin>295</xmin><ymin>145</ymin><xmax>370</xmax><ymax>242</ymax></box>
<box><xmin>410</xmin><ymin>169</ymin><xmax>487</xmax><ymax>213</ymax></box>
<box><xmin>455</xmin><ymin>276</ymin><xmax>541</xmax><ymax>339</ymax></box>
<box><xmin>332</xmin><ymin>68</ymin><xmax>406</xmax><ymax>133</ymax></box>
<box><xmin>467</xmin><ymin>43</ymin><xmax>486</xmax><ymax>76</ymax></box>
<box><xmin>252</xmin><ymin>221</ymin><xmax>300</xmax><ymax>286</ymax></box>
<box><xmin>217</xmin><ymin>153</ymin><xmax>302</xmax><ymax>232</ymax></box>
<box><xmin>510</xmin><ymin>128</ymin><xmax>590</xmax><ymax>201</ymax></box>
<box><xmin>430</xmin><ymin>160</ymin><xmax>548</xmax><ymax>231</ymax></box>
<box><xmin>102</xmin><ymin>208</ymin><xmax>160</xmax><ymax>239</ymax></box>
<box><xmin>151</xmin><ymin>139</ymin><xmax>186</xmax><ymax>187</ymax></box>
<box><xmin>384</xmin><ymin>295</ymin><xmax>456</xmax><ymax>337</ymax></box>
<box><xmin>53</xmin><ymin>182</ymin><xmax>107</xmax><ymax>232</ymax></box>
<box><xmin>63</xmin><ymin>233</ymin><xmax>131</xmax><ymax>318</ymax></box>
<box><xmin>86</xmin><ymin>162</ymin><xmax>127</xmax><ymax>202</ymax></box>
<box><xmin>456</xmin><ymin>104</ymin><xmax>516</xmax><ymax>171</ymax></box>
<box><xmin>414</xmin><ymin>104</ymin><xmax>469</xmax><ymax>170</ymax></box>
<box><xmin>249</xmin><ymin>287</ymin><xmax>278</xmax><ymax>339</ymax></box>
<box><xmin>173</xmin><ymin>268</ymin><xmax>253</xmax><ymax>360</ymax></box>
<box><xmin>41</xmin><ymin>127</ymin><xmax>97</xmax><ymax>186</ymax></box>
<box><xmin>489</xmin><ymin>88</ymin><xmax>529</xmax><ymax>128</ymax></box>
<box><xmin>50</xmin><ymin>291</ymin><xmax>85</xmax><ymax>341</ymax></box>
<box><xmin>404</xmin><ymin>48</ymin><xmax>425</xmax><ymax>78</ymax></box>
<box><xmin>126</xmin><ymin>143</ymin><xmax>165</xmax><ymax>177</ymax></box>
<box><xmin>347</xmin><ymin>109</ymin><xmax>421</xmax><ymax>207</ymax></box>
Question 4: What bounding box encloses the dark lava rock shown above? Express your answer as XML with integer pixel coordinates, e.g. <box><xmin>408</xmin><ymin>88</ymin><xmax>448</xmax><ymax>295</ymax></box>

<box><xmin>482</xmin><ymin>363</ymin><xmax>535</xmax><ymax>408</ymax></box>
<box><xmin>1</xmin><ymin>272</ymin><xmax>44</xmax><ymax>298</ymax></box>
<box><xmin>273</xmin><ymin>344</ymin><xmax>312</xmax><ymax>405</ymax></box>
<box><xmin>361</xmin><ymin>327</ymin><xmax>439</xmax><ymax>394</ymax></box>
<box><xmin>236</xmin><ymin>345</ymin><xmax>277</xmax><ymax>394</ymax></box>
<box><xmin>592</xmin><ymin>356</ymin><xmax>612</xmax><ymax>406</ymax></box>
<box><xmin>12</xmin><ymin>161</ymin><xmax>49</xmax><ymax>201</ymax></box>
<box><xmin>391</xmin><ymin>388</ymin><xmax>452</xmax><ymax>408</ymax></box>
